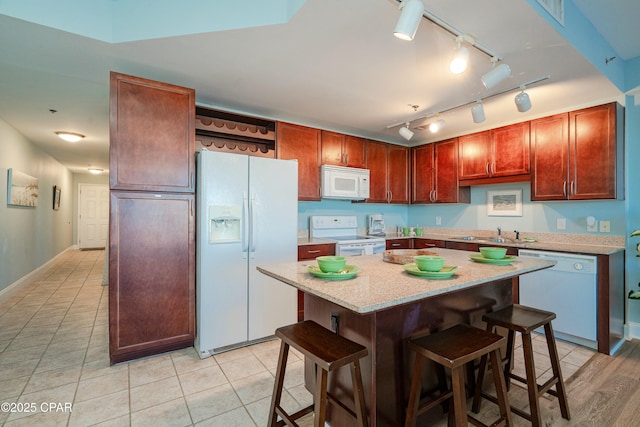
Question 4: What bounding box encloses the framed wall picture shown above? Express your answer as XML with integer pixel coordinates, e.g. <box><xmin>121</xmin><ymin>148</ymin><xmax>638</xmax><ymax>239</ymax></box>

<box><xmin>53</xmin><ymin>185</ymin><xmax>61</xmax><ymax>210</ymax></box>
<box><xmin>487</xmin><ymin>189</ymin><xmax>522</xmax><ymax>217</ymax></box>
<box><xmin>7</xmin><ymin>169</ymin><xmax>39</xmax><ymax>207</ymax></box>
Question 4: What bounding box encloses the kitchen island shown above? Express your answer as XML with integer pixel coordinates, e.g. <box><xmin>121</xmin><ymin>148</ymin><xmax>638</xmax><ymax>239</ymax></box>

<box><xmin>257</xmin><ymin>248</ymin><xmax>555</xmax><ymax>427</ymax></box>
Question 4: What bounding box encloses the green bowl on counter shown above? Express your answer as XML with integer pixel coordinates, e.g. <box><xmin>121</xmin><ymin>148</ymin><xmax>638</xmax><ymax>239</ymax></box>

<box><xmin>479</xmin><ymin>247</ymin><xmax>507</xmax><ymax>259</ymax></box>
<box><xmin>414</xmin><ymin>255</ymin><xmax>445</xmax><ymax>272</ymax></box>
<box><xmin>316</xmin><ymin>256</ymin><xmax>347</xmax><ymax>273</ymax></box>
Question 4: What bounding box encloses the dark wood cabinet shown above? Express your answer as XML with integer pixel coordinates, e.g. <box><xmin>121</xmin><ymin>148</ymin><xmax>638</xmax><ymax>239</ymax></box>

<box><xmin>109</xmin><ymin>73</ymin><xmax>196</xmax><ymax>364</ymax></box>
<box><xmin>109</xmin><ymin>192</ymin><xmax>195</xmax><ymax>364</ymax></box>
<box><xmin>277</xmin><ymin>122</ymin><xmax>321</xmax><ymax>201</ymax></box>
<box><xmin>412</xmin><ymin>139</ymin><xmax>469</xmax><ymax>204</ymax></box>
<box><xmin>297</xmin><ymin>243</ymin><xmax>336</xmax><ymax>321</ymax></box>
<box><xmin>366</xmin><ymin>141</ymin><xmax>410</xmax><ymax>204</ymax></box>
<box><xmin>458</xmin><ymin>123</ymin><xmax>530</xmax><ymax>184</ymax></box>
<box><xmin>109</xmin><ymin>72</ymin><xmax>195</xmax><ymax>193</ymax></box>
<box><xmin>386</xmin><ymin>238</ymin><xmax>413</xmax><ymax>250</ymax></box>
<box><xmin>414</xmin><ymin>239</ymin><xmax>446</xmax><ymax>249</ymax></box>
<box><xmin>321</xmin><ymin>131</ymin><xmax>365</xmax><ymax>168</ymax></box>
<box><xmin>531</xmin><ymin>103</ymin><xmax>622</xmax><ymax>201</ymax></box>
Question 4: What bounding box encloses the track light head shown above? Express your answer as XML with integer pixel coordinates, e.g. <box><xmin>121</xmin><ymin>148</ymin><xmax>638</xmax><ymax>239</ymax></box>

<box><xmin>399</xmin><ymin>123</ymin><xmax>414</xmax><ymax>140</ymax></box>
<box><xmin>481</xmin><ymin>62</ymin><xmax>511</xmax><ymax>89</ymax></box>
<box><xmin>393</xmin><ymin>0</ymin><xmax>425</xmax><ymax>41</ymax></box>
<box><xmin>428</xmin><ymin>119</ymin><xmax>445</xmax><ymax>133</ymax></box>
<box><xmin>514</xmin><ymin>90</ymin><xmax>532</xmax><ymax>112</ymax></box>
<box><xmin>471</xmin><ymin>102</ymin><xmax>486</xmax><ymax>123</ymax></box>
<box><xmin>449</xmin><ymin>45</ymin><xmax>469</xmax><ymax>74</ymax></box>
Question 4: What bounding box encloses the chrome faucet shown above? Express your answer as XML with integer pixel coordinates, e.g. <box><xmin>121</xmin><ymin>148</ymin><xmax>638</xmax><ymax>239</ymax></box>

<box><xmin>497</xmin><ymin>226</ymin><xmax>502</xmax><ymax>237</ymax></box>
<box><xmin>514</xmin><ymin>230</ymin><xmax>520</xmax><ymax>240</ymax></box>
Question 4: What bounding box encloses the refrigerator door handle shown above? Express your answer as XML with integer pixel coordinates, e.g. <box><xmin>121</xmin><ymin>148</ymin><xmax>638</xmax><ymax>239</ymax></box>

<box><xmin>249</xmin><ymin>195</ymin><xmax>256</xmax><ymax>256</ymax></box>
<box><xmin>242</xmin><ymin>194</ymin><xmax>249</xmax><ymax>258</ymax></box>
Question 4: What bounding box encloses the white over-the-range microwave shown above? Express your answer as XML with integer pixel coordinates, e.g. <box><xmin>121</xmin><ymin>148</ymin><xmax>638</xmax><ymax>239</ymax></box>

<box><xmin>320</xmin><ymin>164</ymin><xmax>370</xmax><ymax>200</ymax></box>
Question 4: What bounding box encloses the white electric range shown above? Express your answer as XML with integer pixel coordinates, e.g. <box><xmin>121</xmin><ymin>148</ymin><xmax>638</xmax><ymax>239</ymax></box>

<box><xmin>309</xmin><ymin>215</ymin><xmax>386</xmax><ymax>256</ymax></box>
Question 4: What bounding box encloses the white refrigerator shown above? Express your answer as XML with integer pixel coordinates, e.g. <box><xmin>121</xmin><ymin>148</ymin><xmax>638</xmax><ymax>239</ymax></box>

<box><xmin>195</xmin><ymin>150</ymin><xmax>298</xmax><ymax>358</ymax></box>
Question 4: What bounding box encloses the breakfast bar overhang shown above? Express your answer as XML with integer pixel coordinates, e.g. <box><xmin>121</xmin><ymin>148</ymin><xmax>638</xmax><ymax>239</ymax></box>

<box><xmin>258</xmin><ymin>248</ymin><xmax>555</xmax><ymax>426</ymax></box>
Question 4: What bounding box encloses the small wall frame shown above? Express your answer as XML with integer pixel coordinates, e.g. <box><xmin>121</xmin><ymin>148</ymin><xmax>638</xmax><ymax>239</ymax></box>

<box><xmin>487</xmin><ymin>189</ymin><xmax>522</xmax><ymax>217</ymax></box>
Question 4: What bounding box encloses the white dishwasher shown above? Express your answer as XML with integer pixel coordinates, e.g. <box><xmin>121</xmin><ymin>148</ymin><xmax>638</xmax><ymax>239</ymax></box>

<box><xmin>518</xmin><ymin>249</ymin><xmax>597</xmax><ymax>349</ymax></box>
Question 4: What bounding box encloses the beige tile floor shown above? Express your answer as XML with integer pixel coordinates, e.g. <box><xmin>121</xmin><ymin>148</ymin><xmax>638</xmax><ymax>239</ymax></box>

<box><xmin>0</xmin><ymin>249</ymin><xmax>595</xmax><ymax>426</ymax></box>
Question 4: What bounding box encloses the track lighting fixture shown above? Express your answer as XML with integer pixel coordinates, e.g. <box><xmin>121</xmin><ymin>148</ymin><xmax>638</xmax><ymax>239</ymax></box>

<box><xmin>449</xmin><ymin>37</ymin><xmax>470</xmax><ymax>74</ymax></box>
<box><xmin>393</xmin><ymin>0</ymin><xmax>425</xmax><ymax>41</ymax></box>
<box><xmin>399</xmin><ymin>122</ymin><xmax>414</xmax><ymax>140</ymax></box>
<box><xmin>471</xmin><ymin>102</ymin><xmax>486</xmax><ymax>123</ymax></box>
<box><xmin>514</xmin><ymin>87</ymin><xmax>532</xmax><ymax>112</ymax></box>
<box><xmin>481</xmin><ymin>60</ymin><xmax>511</xmax><ymax>89</ymax></box>
<box><xmin>428</xmin><ymin>119</ymin><xmax>445</xmax><ymax>133</ymax></box>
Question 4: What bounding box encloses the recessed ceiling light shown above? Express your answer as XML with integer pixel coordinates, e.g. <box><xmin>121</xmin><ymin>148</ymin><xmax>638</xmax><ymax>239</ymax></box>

<box><xmin>88</xmin><ymin>167</ymin><xmax>103</xmax><ymax>175</ymax></box>
<box><xmin>55</xmin><ymin>131</ymin><xmax>85</xmax><ymax>142</ymax></box>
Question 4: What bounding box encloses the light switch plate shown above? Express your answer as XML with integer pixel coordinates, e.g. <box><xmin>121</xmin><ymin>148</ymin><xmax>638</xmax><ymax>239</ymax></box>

<box><xmin>435</xmin><ymin>216</ymin><xmax>442</xmax><ymax>225</ymax></box>
<box><xmin>600</xmin><ymin>220</ymin><xmax>611</xmax><ymax>233</ymax></box>
<box><xmin>556</xmin><ymin>218</ymin><xmax>566</xmax><ymax>230</ymax></box>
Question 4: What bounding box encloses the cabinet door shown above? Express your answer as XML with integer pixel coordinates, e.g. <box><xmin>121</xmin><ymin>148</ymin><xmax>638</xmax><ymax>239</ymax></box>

<box><xmin>277</xmin><ymin>122</ymin><xmax>321</xmax><ymax>201</ymax></box>
<box><xmin>386</xmin><ymin>239</ymin><xmax>413</xmax><ymax>250</ymax></box>
<box><xmin>414</xmin><ymin>239</ymin><xmax>446</xmax><ymax>249</ymax></box>
<box><xmin>570</xmin><ymin>103</ymin><xmax>618</xmax><ymax>200</ymax></box>
<box><xmin>298</xmin><ymin>243</ymin><xmax>336</xmax><ymax>260</ymax></box>
<box><xmin>388</xmin><ymin>145</ymin><xmax>410</xmax><ymax>204</ymax></box>
<box><xmin>343</xmin><ymin>135</ymin><xmax>366</xmax><ymax>168</ymax></box>
<box><xmin>434</xmin><ymin>138</ymin><xmax>462</xmax><ymax>203</ymax></box>
<box><xmin>109</xmin><ymin>191</ymin><xmax>195</xmax><ymax>364</ymax></box>
<box><xmin>490</xmin><ymin>122</ymin><xmax>530</xmax><ymax>177</ymax></box>
<box><xmin>412</xmin><ymin>144</ymin><xmax>435</xmax><ymax>203</ymax></box>
<box><xmin>366</xmin><ymin>140</ymin><xmax>389</xmax><ymax>203</ymax></box>
<box><xmin>530</xmin><ymin>114</ymin><xmax>570</xmax><ymax>201</ymax></box>
<box><xmin>458</xmin><ymin>131</ymin><xmax>491</xmax><ymax>180</ymax></box>
<box><xmin>109</xmin><ymin>72</ymin><xmax>195</xmax><ymax>192</ymax></box>
<box><xmin>321</xmin><ymin>130</ymin><xmax>345</xmax><ymax>166</ymax></box>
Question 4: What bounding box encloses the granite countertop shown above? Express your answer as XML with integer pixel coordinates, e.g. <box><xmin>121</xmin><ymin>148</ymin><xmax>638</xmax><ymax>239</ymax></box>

<box><xmin>257</xmin><ymin>248</ymin><xmax>554</xmax><ymax>314</ymax></box>
<box><xmin>297</xmin><ymin>237</ymin><xmax>337</xmax><ymax>246</ymax></box>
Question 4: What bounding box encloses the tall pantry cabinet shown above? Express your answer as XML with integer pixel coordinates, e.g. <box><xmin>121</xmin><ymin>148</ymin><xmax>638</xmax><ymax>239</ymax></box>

<box><xmin>109</xmin><ymin>72</ymin><xmax>196</xmax><ymax>364</ymax></box>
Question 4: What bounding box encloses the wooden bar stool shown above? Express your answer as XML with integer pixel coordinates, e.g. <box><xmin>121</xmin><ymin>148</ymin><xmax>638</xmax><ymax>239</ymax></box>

<box><xmin>472</xmin><ymin>304</ymin><xmax>570</xmax><ymax>427</ymax></box>
<box><xmin>405</xmin><ymin>324</ymin><xmax>512</xmax><ymax>427</ymax></box>
<box><xmin>268</xmin><ymin>320</ymin><xmax>369</xmax><ymax>427</ymax></box>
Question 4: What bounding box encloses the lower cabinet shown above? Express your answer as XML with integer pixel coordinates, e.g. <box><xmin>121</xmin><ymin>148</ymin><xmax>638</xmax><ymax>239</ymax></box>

<box><xmin>109</xmin><ymin>191</ymin><xmax>195</xmax><ymax>364</ymax></box>
<box><xmin>414</xmin><ymin>239</ymin><xmax>446</xmax><ymax>249</ymax></box>
<box><xmin>386</xmin><ymin>239</ymin><xmax>413</xmax><ymax>250</ymax></box>
<box><xmin>297</xmin><ymin>243</ymin><xmax>336</xmax><ymax>320</ymax></box>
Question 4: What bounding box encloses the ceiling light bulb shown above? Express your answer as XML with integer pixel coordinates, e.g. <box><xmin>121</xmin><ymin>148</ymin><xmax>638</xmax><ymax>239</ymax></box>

<box><xmin>55</xmin><ymin>131</ymin><xmax>85</xmax><ymax>142</ymax></box>
<box><xmin>471</xmin><ymin>102</ymin><xmax>486</xmax><ymax>123</ymax></box>
<box><xmin>514</xmin><ymin>90</ymin><xmax>532</xmax><ymax>112</ymax></box>
<box><xmin>393</xmin><ymin>0</ymin><xmax>425</xmax><ymax>41</ymax></box>
<box><xmin>399</xmin><ymin>123</ymin><xmax>414</xmax><ymax>140</ymax></box>
<box><xmin>88</xmin><ymin>167</ymin><xmax>103</xmax><ymax>175</ymax></box>
<box><xmin>429</xmin><ymin>119</ymin><xmax>445</xmax><ymax>133</ymax></box>
<box><xmin>449</xmin><ymin>46</ymin><xmax>470</xmax><ymax>74</ymax></box>
<box><xmin>481</xmin><ymin>63</ymin><xmax>511</xmax><ymax>89</ymax></box>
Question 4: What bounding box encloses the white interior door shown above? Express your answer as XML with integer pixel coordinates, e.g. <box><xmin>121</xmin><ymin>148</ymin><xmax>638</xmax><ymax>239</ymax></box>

<box><xmin>78</xmin><ymin>184</ymin><xmax>109</xmax><ymax>249</ymax></box>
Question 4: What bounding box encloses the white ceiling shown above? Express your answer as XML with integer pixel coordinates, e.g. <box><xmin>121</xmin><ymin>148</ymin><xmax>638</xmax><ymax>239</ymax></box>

<box><xmin>0</xmin><ymin>0</ymin><xmax>634</xmax><ymax>175</ymax></box>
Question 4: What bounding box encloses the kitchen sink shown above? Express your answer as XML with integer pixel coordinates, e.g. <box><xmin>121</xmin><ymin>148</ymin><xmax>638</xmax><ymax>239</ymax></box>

<box><xmin>451</xmin><ymin>236</ymin><xmax>515</xmax><ymax>244</ymax></box>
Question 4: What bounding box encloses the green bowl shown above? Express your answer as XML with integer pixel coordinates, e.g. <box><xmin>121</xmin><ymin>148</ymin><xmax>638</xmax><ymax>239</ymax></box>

<box><xmin>316</xmin><ymin>256</ymin><xmax>347</xmax><ymax>273</ymax></box>
<box><xmin>479</xmin><ymin>247</ymin><xmax>507</xmax><ymax>259</ymax></box>
<box><xmin>414</xmin><ymin>255</ymin><xmax>445</xmax><ymax>272</ymax></box>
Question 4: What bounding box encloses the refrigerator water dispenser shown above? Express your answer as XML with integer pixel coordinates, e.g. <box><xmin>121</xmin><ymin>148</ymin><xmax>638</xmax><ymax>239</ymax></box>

<box><xmin>209</xmin><ymin>205</ymin><xmax>241</xmax><ymax>243</ymax></box>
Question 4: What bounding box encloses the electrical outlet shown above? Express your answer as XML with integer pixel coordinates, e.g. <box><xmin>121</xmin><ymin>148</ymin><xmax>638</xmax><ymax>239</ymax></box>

<box><xmin>556</xmin><ymin>218</ymin><xmax>566</xmax><ymax>230</ymax></box>
<box><xmin>435</xmin><ymin>216</ymin><xmax>442</xmax><ymax>225</ymax></box>
<box><xmin>330</xmin><ymin>313</ymin><xmax>339</xmax><ymax>333</ymax></box>
<box><xmin>600</xmin><ymin>220</ymin><xmax>611</xmax><ymax>233</ymax></box>
<box><xmin>586</xmin><ymin>216</ymin><xmax>597</xmax><ymax>232</ymax></box>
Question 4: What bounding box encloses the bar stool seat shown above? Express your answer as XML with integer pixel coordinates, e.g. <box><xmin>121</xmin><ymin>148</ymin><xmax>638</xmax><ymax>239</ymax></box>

<box><xmin>268</xmin><ymin>320</ymin><xmax>369</xmax><ymax>427</ymax></box>
<box><xmin>472</xmin><ymin>304</ymin><xmax>570</xmax><ymax>427</ymax></box>
<box><xmin>405</xmin><ymin>324</ymin><xmax>512</xmax><ymax>427</ymax></box>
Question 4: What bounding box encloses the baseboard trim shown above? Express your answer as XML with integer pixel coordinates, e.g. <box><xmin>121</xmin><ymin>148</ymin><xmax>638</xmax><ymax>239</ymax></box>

<box><xmin>625</xmin><ymin>322</ymin><xmax>640</xmax><ymax>340</ymax></box>
<box><xmin>0</xmin><ymin>246</ymin><xmax>75</xmax><ymax>303</ymax></box>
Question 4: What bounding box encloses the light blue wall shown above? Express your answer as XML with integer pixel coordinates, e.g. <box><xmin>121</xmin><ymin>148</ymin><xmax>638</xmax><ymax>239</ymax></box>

<box><xmin>409</xmin><ymin>183</ymin><xmax>626</xmax><ymax>236</ymax></box>
<box><xmin>0</xmin><ymin>118</ymin><xmax>74</xmax><ymax>291</ymax></box>
<box><xmin>625</xmin><ymin>97</ymin><xmax>640</xmax><ymax>323</ymax></box>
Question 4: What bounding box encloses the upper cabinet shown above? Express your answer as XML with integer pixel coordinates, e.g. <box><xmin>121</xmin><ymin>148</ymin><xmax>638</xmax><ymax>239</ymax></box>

<box><xmin>276</xmin><ymin>122</ymin><xmax>321</xmax><ymax>201</ymax></box>
<box><xmin>458</xmin><ymin>122</ymin><xmax>530</xmax><ymax>184</ymax></box>
<box><xmin>412</xmin><ymin>139</ymin><xmax>469</xmax><ymax>204</ymax></box>
<box><xmin>366</xmin><ymin>141</ymin><xmax>410</xmax><ymax>204</ymax></box>
<box><xmin>531</xmin><ymin>102</ymin><xmax>623</xmax><ymax>201</ymax></box>
<box><xmin>321</xmin><ymin>131</ymin><xmax>366</xmax><ymax>168</ymax></box>
<box><xmin>109</xmin><ymin>72</ymin><xmax>195</xmax><ymax>193</ymax></box>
